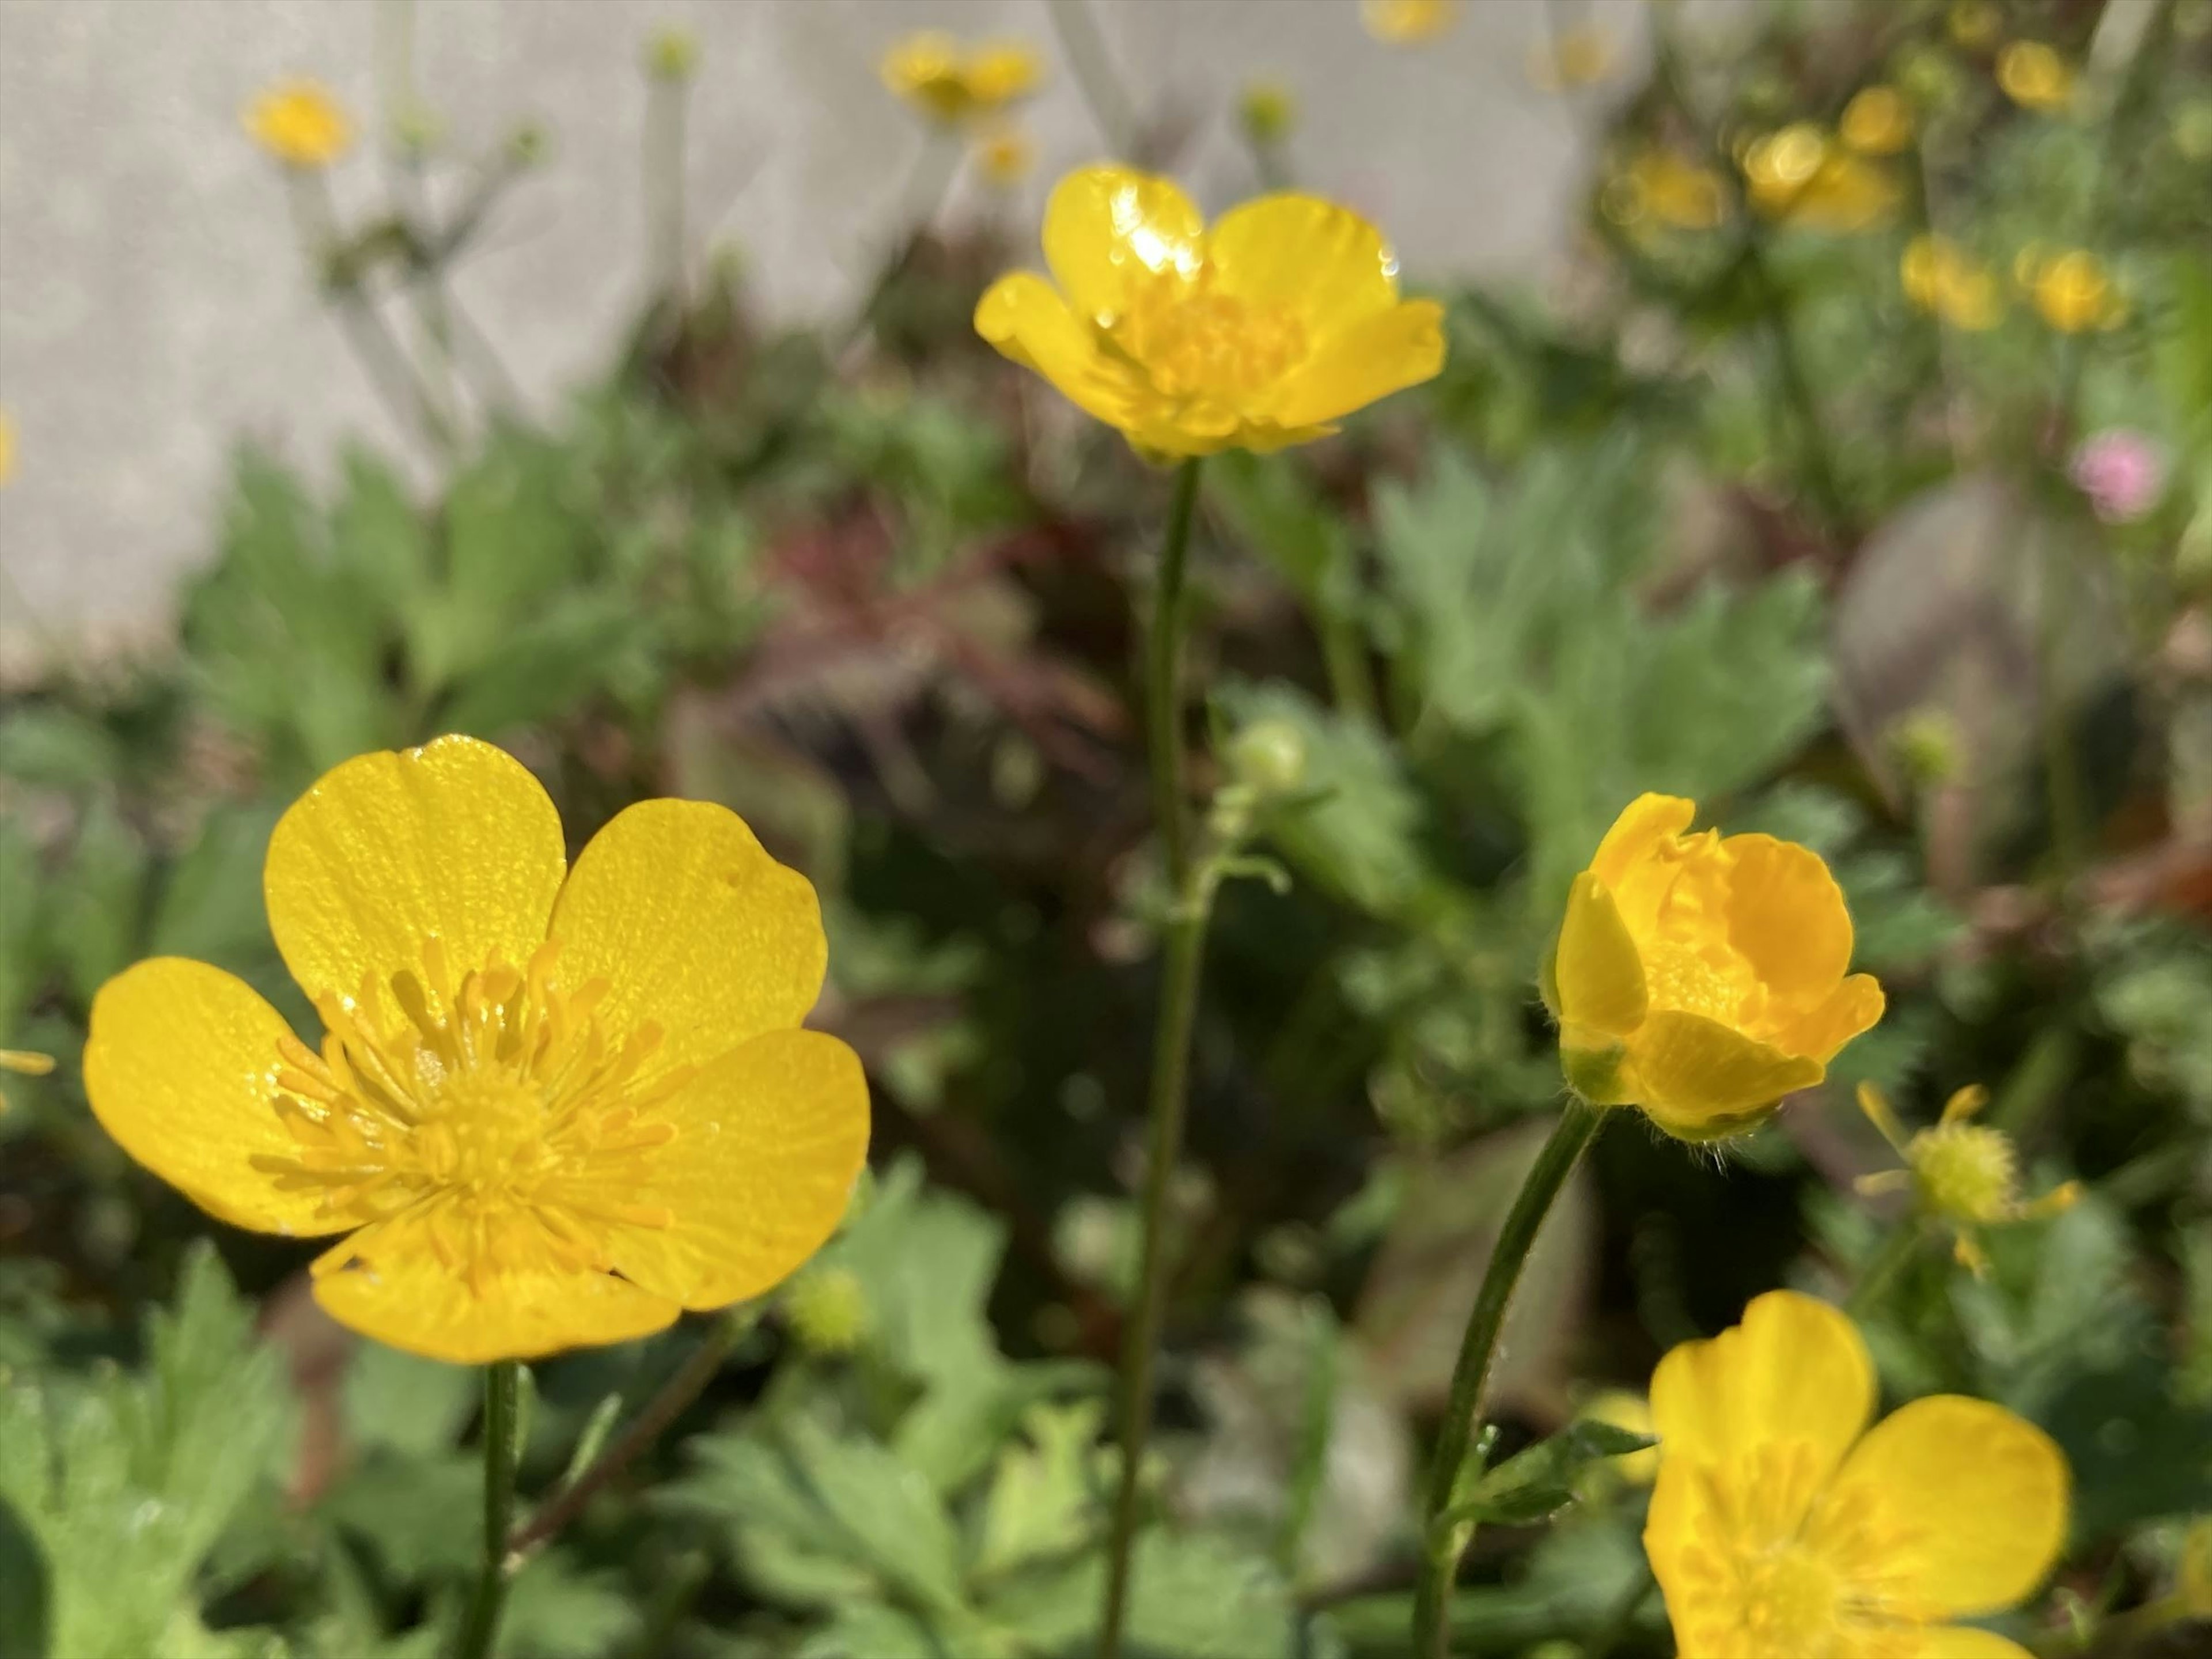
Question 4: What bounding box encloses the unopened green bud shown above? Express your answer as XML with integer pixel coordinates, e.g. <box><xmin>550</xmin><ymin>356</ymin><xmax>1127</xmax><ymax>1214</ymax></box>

<box><xmin>1891</xmin><ymin>707</ymin><xmax>1963</xmax><ymax>786</ymax></box>
<box><xmin>1238</xmin><ymin>80</ymin><xmax>1297</xmax><ymax>147</ymax></box>
<box><xmin>1228</xmin><ymin>718</ymin><xmax>1308</xmax><ymax>797</ymax></box>
<box><xmin>645</xmin><ymin>25</ymin><xmax>700</xmax><ymax>82</ymax></box>
<box><xmin>783</xmin><ymin>1266</ymin><xmax>869</xmax><ymax>1355</ymax></box>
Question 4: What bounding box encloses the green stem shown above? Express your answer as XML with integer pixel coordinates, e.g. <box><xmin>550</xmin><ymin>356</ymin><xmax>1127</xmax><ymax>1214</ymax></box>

<box><xmin>452</xmin><ymin>1361</ymin><xmax>522</xmax><ymax>1659</ymax></box>
<box><xmin>1412</xmin><ymin>1099</ymin><xmax>1605</xmax><ymax>1659</ymax></box>
<box><xmin>645</xmin><ymin>71</ymin><xmax>691</xmax><ymax>300</ymax></box>
<box><xmin>1845</xmin><ymin>1218</ymin><xmax>1924</xmax><ymax>1318</ymax></box>
<box><xmin>1097</xmin><ymin>456</ymin><xmax>1209</xmax><ymax>1659</ymax></box>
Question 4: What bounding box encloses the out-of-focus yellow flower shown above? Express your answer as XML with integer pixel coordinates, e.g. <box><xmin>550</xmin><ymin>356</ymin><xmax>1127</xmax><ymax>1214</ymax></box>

<box><xmin>1998</xmin><ymin>41</ymin><xmax>2074</xmax><ymax>113</ymax></box>
<box><xmin>0</xmin><ymin>407</ymin><xmax>15</xmax><ymax>486</ymax></box>
<box><xmin>973</xmin><ymin>123</ymin><xmax>1035</xmax><ymax>190</ymax></box>
<box><xmin>1</xmin><ymin>1048</ymin><xmax>56</xmax><ymax>1113</ymax></box>
<box><xmin>1901</xmin><ymin>234</ymin><xmax>2002</xmax><ymax>330</ymax></box>
<box><xmin>1363</xmin><ymin>0</ymin><xmax>1460</xmax><ymax>47</ymax></box>
<box><xmin>2024</xmin><ymin>248</ymin><xmax>2127</xmax><ymax>332</ymax></box>
<box><xmin>83</xmin><ymin>736</ymin><xmax>870</xmax><ymax>1363</ymax></box>
<box><xmin>243</xmin><ymin>78</ymin><xmax>353</xmax><ymax>169</ymax></box>
<box><xmin>881</xmin><ymin>33</ymin><xmax>1044</xmax><ymax>127</ymax></box>
<box><xmin>1856</xmin><ymin>1082</ymin><xmax>2080</xmax><ymax>1277</ymax></box>
<box><xmin>1580</xmin><ymin>1389</ymin><xmax>1661</xmax><ymax>1484</ymax></box>
<box><xmin>1839</xmin><ymin>85</ymin><xmax>1914</xmax><ymax>154</ymax></box>
<box><xmin>1603</xmin><ymin>148</ymin><xmax>1728</xmax><ymax>232</ymax></box>
<box><xmin>1238</xmin><ymin>79</ymin><xmax>1299</xmax><ymax>147</ymax></box>
<box><xmin>975</xmin><ymin>164</ymin><xmax>1445</xmax><ymax>457</ymax></box>
<box><xmin>1741</xmin><ymin>124</ymin><xmax>1898</xmax><ymax>231</ymax></box>
<box><xmin>1948</xmin><ymin>0</ymin><xmax>2002</xmax><ymax>50</ymax></box>
<box><xmin>1527</xmin><ymin>23</ymin><xmax>1616</xmax><ymax>92</ymax></box>
<box><xmin>1545</xmin><ymin>794</ymin><xmax>1884</xmax><ymax>1142</ymax></box>
<box><xmin>1647</xmin><ymin>1290</ymin><xmax>2070</xmax><ymax>1659</ymax></box>
<box><xmin>643</xmin><ymin>25</ymin><xmax>699</xmax><ymax>82</ymax></box>
<box><xmin>783</xmin><ymin>1264</ymin><xmax>870</xmax><ymax>1355</ymax></box>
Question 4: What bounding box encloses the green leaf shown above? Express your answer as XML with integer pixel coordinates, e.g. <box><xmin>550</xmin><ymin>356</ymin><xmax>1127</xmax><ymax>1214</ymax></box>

<box><xmin>146</xmin><ymin>802</ymin><xmax>283</xmax><ymax>975</ymax></box>
<box><xmin>340</xmin><ymin>1344</ymin><xmax>475</xmax><ymax>1460</ymax></box>
<box><xmin>1437</xmin><ymin>1419</ymin><xmax>1657</xmax><ymax>1533</ymax></box>
<box><xmin>972</xmin><ymin>1402</ymin><xmax>1107</xmax><ymax>1580</ymax></box>
<box><xmin>0</xmin><ymin>1490</ymin><xmax>49</xmax><ymax>1659</ymax></box>
<box><xmin>0</xmin><ymin>708</ymin><xmax>127</xmax><ymax>791</ymax></box>
<box><xmin>434</xmin><ymin>593</ymin><xmax>648</xmax><ymax>738</ymax></box>
<box><xmin>51</xmin><ymin>799</ymin><xmax>149</xmax><ymax>1005</ymax></box>
<box><xmin>983</xmin><ymin>1532</ymin><xmax>1296</xmax><ymax>1658</ymax></box>
<box><xmin>1206</xmin><ymin>450</ymin><xmax>1355</xmax><ymax>611</ymax></box>
<box><xmin>498</xmin><ymin>1553</ymin><xmax>641</xmax><ymax>1659</ymax></box>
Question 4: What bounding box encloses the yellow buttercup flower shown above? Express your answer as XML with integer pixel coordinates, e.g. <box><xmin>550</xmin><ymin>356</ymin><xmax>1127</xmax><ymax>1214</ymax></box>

<box><xmin>1</xmin><ymin>1048</ymin><xmax>56</xmax><ymax>1113</ymax></box>
<box><xmin>1581</xmin><ymin>1389</ymin><xmax>1661</xmax><ymax>1485</ymax></box>
<box><xmin>1527</xmin><ymin>24</ymin><xmax>1616</xmax><ymax>92</ymax></box>
<box><xmin>1998</xmin><ymin>41</ymin><xmax>2074</xmax><ymax>113</ymax></box>
<box><xmin>1604</xmin><ymin>147</ymin><xmax>1728</xmax><ymax>232</ymax></box>
<box><xmin>1647</xmin><ymin>1290</ymin><xmax>2070</xmax><ymax>1659</ymax></box>
<box><xmin>1362</xmin><ymin>0</ymin><xmax>1460</xmax><ymax>45</ymax></box>
<box><xmin>1839</xmin><ymin>86</ymin><xmax>1914</xmax><ymax>154</ymax></box>
<box><xmin>243</xmin><ymin>78</ymin><xmax>353</xmax><ymax>169</ymax></box>
<box><xmin>84</xmin><ymin>736</ymin><xmax>869</xmax><ymax>1364</ymax></box>
<box><xmin>974</xmin><ymin>123</ymin><xmax>1036</xmax><ymax>190</ymax></box>
<box><xmin>1546</xmin><ymin>794</ymin><xmax>1884</xmax><ymax>1141</ymax></box>
<box><xmin>1855</xmin><ymin>1082</ymin><xmax>2079</xmax><ymax>1277</ymax></box>
<box><xmin>1947</xmin><ymin>0</ymin><xmax>2001</xmax><ymax>51</ymax></box>
<box><xmin>2025</xmin><ymin>249</ymin><xmax>2127</xmax><ymax>332</ymax></box>
<box><xmin>1901</xmin><ymin>235</ymin><xmax>2002</xmax><ymax>330</ymax></box>
<box><xmin>1741</xmin><ymin>124</ymin><xmax>1898</xmax><ymax>231</ymax></box>
<box><xmin>975</xmin><ymin>164</ymin><xmax>1445</xmax><ymax>457</ymax></box>
<box><xmin>881</xmin><ymin>33</ymin><xmax>1043</xmax><ymax>127</ymax></box>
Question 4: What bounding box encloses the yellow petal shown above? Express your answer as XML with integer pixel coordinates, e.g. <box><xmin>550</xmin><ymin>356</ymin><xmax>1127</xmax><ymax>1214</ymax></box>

<box><xmin>1826</xmin><ymin>1395</ymin><xmax>2070</xmax><ymax>1617</ymax></box>
<box><xmin>1589</xmin><ymin>793</ymin><xmax>1696</xmax><ymax>889</ymax></box>
<box><xmin>1043</xmin><ymin>164</ymin><xmax>1205</xmax><ymax>324</ymax></box>
<box><xmin>1264</xmin><ymin>300</ymin><xmax>1446</xmax><ymax>428</ymax></box>
<box><xmin>1774</xmin><ymin>971</ymin><xmax>1885</xmax><ymax>1063</ymax></box>
<box><xmin>1205</xmin><ymin>194</ymin><xmax>1401</xmax><ymax>336</ymax></box>
<box><xmin>1649</xmin><ymin>1287</ymin><xmax>1873</xmax><ymax>1497</ymax></box>
<box><xmin>975</xmin><ymin>272</ymin><xmax>1153</xmax><ymax>430</ymax></box>
<box><xmin>1915</xmin><ymin>1629</ymin><xmax>2037</xmax><ymax>1659</ymax></box>
<box><xmin>1626</xmin><ymin>1010</ymin><xmax>1824</xmax><ymax>1135</ymax></box>
<box><xmin>1721</xmin><ymin>833</ymin><xmax>1853</xmax><ymax>1000</ymax></box>
<box><xmin>606</xmin><ymin>1029</ymin><xmax>870</xmax><ymax>1309</ymax></box>
<box><xmin>264</xmin><ymin>735</ymin><xmax>566</xmax><ymax>1005</ymax></box>
<box><xmin>1553</xmin><ymin>873</ymin><xmax>1647</xmax><ymax>1037</ymax></box>
<box><xmin>547</xmin><ymin>798</ymin><xmax>826</xmax><ymax>1082</ymax></box>
<box><xmin>85</xmin><ymin>958</ymin><xmax>347</xmax><ymax>1236</ymax></box>
<box><xmin>313</xmin><ymin>1225</ymin><xmax>679</xmax><ymax>1363</ymax></box>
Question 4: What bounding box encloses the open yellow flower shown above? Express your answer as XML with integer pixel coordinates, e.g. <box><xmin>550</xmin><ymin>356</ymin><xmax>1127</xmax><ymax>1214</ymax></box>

<box><xmin>1546</xmin><ymin>794</ymin><xmax>1885</xmax><ymax>1141</ymax></box>
<box><xmin>975</xmin><ymin>165</ymin><xmax>1444</xmax><ymax>457</ymax></box>
<box><xmin>1856</xmin><ymin>1082</ymin><xmax>2079</xmax><ymax>1277</ymax></box>
<box><xmin>85</xmin><ymin>736</ymin><xmax>869</xmax><ymax>1363</ymax></box>
<box><xmin>1363</xmin><ymin>0</ymin><xmax>1460</xmax><ymax>46</ymax></box>
<box><xmin>1647</xmin><ymin>1290</ymin><xmax>2070</xmax><ymax>1659</ymax></box>
<box><xmin>1743</xmin><ymin>124</ymin><xmax>1898</xmax><ymax>231</ymax></box>
<box><xmin>1902</xmin><ymin>235</ymin><xmax>2003</xmax><ymax>331</ymax></box>
<box><xmin>1997</xmin><ymin>42</ymin><xmax>2074</xmax><ymax>113</ymax></box>
<box><xmin>1840</xmin><ymin>86</ymin><xmax>1914</xmax><ymax>154</ymax></box>
<box><xmin>1605</xmin><ymin>148</ymin><xmax>1729</xmax><ymax>232</ymax></box>
<box><xmin>881</xmin><ymin>33</ymin><xmax>1043</xmax><ymax>127</ymax></box>
<box><xmin>1527</xmin><ymin>24</ymin><xmax>1616</xmax><ymax>92</ymax></box>
<box><xmin>243</xmin><ymin>78</ymin><xmax>353</xmax><ymax>169</ymax></box>
<box><xmin>2024</xmin><ymin>249</ymin><xmax>2126</xmax><ymax>332</ymax></box>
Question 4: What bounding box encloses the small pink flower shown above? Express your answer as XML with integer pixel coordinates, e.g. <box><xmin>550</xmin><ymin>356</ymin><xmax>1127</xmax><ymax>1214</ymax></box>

<box><xmin>2070</xmin><ymin>430</ymin><xmax>2166</xmax><ymax>523</ymax></box>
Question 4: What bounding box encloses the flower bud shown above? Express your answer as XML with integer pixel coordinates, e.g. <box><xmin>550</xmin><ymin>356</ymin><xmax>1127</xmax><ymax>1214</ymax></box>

<box><xmin>783</xmin><ymin>1266</ymin><xmax>870</xmax><ymax>1355</ymax></box>
<box><xmin>1238</xmin><ymin>81</ymin><xmax>1298</xmax><ymax>147</ymax></box>
<box><xmin>645</xmin><ymin>25</ymin><xmax>700</xmax><ymax>82</ymax></box>
<box><xmin>1227</xmin><ymin>719</ymin><xmax>1308</xmax><ymax>798</ymax></box>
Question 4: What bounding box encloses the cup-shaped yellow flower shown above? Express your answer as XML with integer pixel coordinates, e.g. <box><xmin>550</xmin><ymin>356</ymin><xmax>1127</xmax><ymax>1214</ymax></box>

<box><xmin>1363</xmin><ymin>0</ymin><xmax>1461</xmax><ymax>46</ymax></box>
<box><xmin>2026</xmin><ymin>249</ymin><xmax>2127</xmax><ymax>332</ymax></box>
<box><xmin>1856</xmin><ymin>1082</ymin><xmax>2079</xmax><ymax>1276</ymax></box>
<box><xmin>1997</xmin><ymin>41</ymin><xmax>2074</xmax><ymax>113</ymax></box>
<box><xmin>1605</xmin><ymin>149</ymin><xmax>1729</xmax><ymax>232</ymax></box>
<box><xmin>1546</xmin><ymin>794</ymin><xmax>1885</xmax><ymax>1141</ymax></box>
<box><xmin>1743</xmin><ymin>124</ymin><xmax>1898</xmax><ymax>232</ymax></box>
<box><xmin>975</xmin><ymin>165</ymin><xmax>1445</xmax><ymax>457</ymax></box>
<box><xmin>1840</xmin><ymin>86</ymin><xmax>1914</xmax><ymax>154</ymax></box>
<box><xmin>85</xmin><ymin>736</ymin><xmax>870</xmax><ymax>1363</ymax></box>
<box><xmin>1903</xmin><ymin>235</ymin><xmax>2003</xmax><ymax>331</ymax></box>
<box><xmin>880</xmin><ymin>33</ymin><xmax>1043</xmax><ymax>127</ymax></box>
<box><xmin>1646</xmin><ymin>1290</ymin><xmax>2070</xmax><ymax>1659</ymax></box>
<box><xmin>244</xmin><ymin>78</ymin><xmax>354</xmax><ymax>170</ymax></box>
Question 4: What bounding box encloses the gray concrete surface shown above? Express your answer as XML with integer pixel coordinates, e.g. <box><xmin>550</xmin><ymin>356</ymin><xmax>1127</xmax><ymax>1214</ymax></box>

<box><xmin>0</xmin><ymin>0</ymin><xmax>1653</xmax><ymax>668</ymax></box>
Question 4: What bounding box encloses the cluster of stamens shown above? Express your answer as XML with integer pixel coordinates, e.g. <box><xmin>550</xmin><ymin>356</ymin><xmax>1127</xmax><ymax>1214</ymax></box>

<box><xmin>1105</xmin><ymin>271</ymin><xmax>1312</xmax><ymax>403</ymax></box>
<box><xmin>256</xmin><ymin>939</ymin><xmax>691</xmax><ymax>1295</ymax></box>
<box><xmin>1637</xmin><ymin>833</ymin><xmax>1782</xmax><ymax>1037</ymax></box>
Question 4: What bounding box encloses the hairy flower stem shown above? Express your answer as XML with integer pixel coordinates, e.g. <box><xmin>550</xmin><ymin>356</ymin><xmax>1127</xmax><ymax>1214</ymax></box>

<box><xmin>452</xmin><ymin>1360</ymin><xmax>523</xmax><ymax>1659</ymax></box>
<box><xmin>1098</xmin><ymin>456</ymin><xmax>1207</xmax><ymax>1659</ymax></box>
<box><xmin>1413</xmin><ymin>1099</ymin><xmax>1606</xmax><ymax>1659</ymax></box>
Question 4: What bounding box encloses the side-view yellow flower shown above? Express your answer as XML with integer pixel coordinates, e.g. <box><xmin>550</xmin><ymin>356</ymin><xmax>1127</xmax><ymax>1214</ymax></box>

<box><xmin>243</xmin><ymin>78</ymin><xmax>354</xmax><ymax>169</ymax></box>
<box><xmin>1742</xmin><ymin>124</ymin><xmax>1898</xmax><ymax>232</ymax></box>
<box><xmin>973</xmin><ymin>123</ymin><xmax>1036</xmax><ymax>190</ymax></box>
<box><xmin>1546</xmin><ymin>794</ymin><xmax>1885</xmax><ymax>1141</ymax></box>
<box><xmin>1</xmin><ymin>1047</ymin><xmax>56</xmax><ymax>1113</ymax></box>
<box><xmin>1363</xmin><ymin>0</ymin><xmax>1461</xmax><ymax>46</ymax></box>
<box><xmin>1855</xmin><ymin>1082</ymin><xmax>2079</xmax><ymax>1276</ymax></box>
<box><xmin>1840</xmin><ymin>85</ymin><xmax>1915</xmax><ymax>154</ymax></box>
<box><xmin>84</xmin><ymin>736</ymin><xmax>870</xmax><ymax>1363</ymax></box>
<box><xmin>1997</xmin><ymin>41</ymin><xmax>2074</xmax><ymax>113</ymax></box>
<box><xmin>1647</xmin><ymin>1290</ymin><xmax>2070</xmax><ymax>1659</ymax></box>
<box><xmin>1902</xmin><ymin>234</ymin><xmax>2003</xmax><ymax>330</ymax></box>
<box><xmin>975</xmin><ymin>164</ymin><xmax>1445</xmax><ymax>457</ymax></box>
<box><xmin>2024</xmin><ymin>249</ymin><xmax>2127</xmax><ymax>332</ymax></box>
<box><xmin>1605</xmin><ymin>148</ymin><xmax>1728</xmax><ymax>232</ymax></box>
<box><xmin>881</xmin><ymin>33</ymin><xmax>1043</xmax><ymax>127</ymax></box>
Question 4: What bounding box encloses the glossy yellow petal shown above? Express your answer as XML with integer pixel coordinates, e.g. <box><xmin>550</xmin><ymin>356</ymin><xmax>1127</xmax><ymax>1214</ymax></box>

<box><xmin>1264</xmin><ymin>300</ymin><xmax>1445</xmax><ymax>428</ymax></box>
<box><xmin>1589</xmin><ymin>793</ymin><xmax>1696</xmax><ymax>889</ymax></box>
<box><xmin>606</xmin><ymin>1029</ymin><xmax>870</xmax><ymax>1310</ymax></box>
<box><xmin>1827</xmin><ymin>1396</ymin><xmax>2070</xmax><ymax>1617</ymax></box>
<box><xmin>1205</xmin><ymin>194</ymin><xmax>1400</xmax><ymax>336</ymax></box>
<box><xmin>1721</xmin><ymin>833</ymin><xmax>1853</xmax><ymax>1001</ymax></box>
<box><xmin>1043</xmin><ymin>164</ymin><xmax>1205</xmax><ymax>324</ymax></box>
<box><xmin>85</xmin><ymin>958</ymin><xmax>346</xmax><ymax>1236</ymax></box>
<box><xmin>1553</xmin><ymin>872</ymin><xmax>1647</xmax><ymax>1037</ymax></box>
<box><xmin>265</xmin><ymin>735</ymin><xmax>567</xmax><ymax>1005</ymax></box>
<box><xmin>547</xmin><ymin>798</ymin><xmax>825</xmax><ymax>1082</ymax></box>
<box><xmin>975</xmin><ymin>272</ymin><xmax>1154</xmax><ymax>430</ymax></box>
<box><xmin>313</xmin><ymin>1225</ymin><xmax>680</xmax><ymax>1363</ymax></box>
<box><xmin>1627</xmin><ymin>1010</ymin><xmax>1824</xmax><ymax>1136</ymax></box>
<box><xmin>1649</xmin><ymin>1289</ymin><xmax>1874</xmax><ymax>1497</ymax></box>
<box><xmin>1915</xmin><ymin>1629</ymin><xmax>2037</xmax><ymax>1659</ymax></box>
<box><xmin>1775</xmin><ymin>971</ymin><xmax>1886</xmax><ymax>1063</ymax></box>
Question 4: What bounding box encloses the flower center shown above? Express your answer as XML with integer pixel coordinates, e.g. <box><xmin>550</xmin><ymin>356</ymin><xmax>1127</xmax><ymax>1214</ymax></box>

<box><xmin>1909</xmin><ymin>1123</ymin><xmax>2018</xmax><ymax>1221</ymax></box>
<box><xmin>257</xmin><ymin>940</ymin><xmax>690</xmax><ymax>1293</ymax></box>
<box><xmin>1109</xmin><ymin>275</ymin><xmax>1310</xmax><ymax>402</ymax></box>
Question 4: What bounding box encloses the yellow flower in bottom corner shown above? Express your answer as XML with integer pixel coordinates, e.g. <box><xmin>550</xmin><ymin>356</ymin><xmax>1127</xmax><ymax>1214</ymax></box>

<box><xmin>84</xmin><ymin>736</ymin><xmax>870</xmax><ymax>1363</ymax></box>
<box><xmin>1546</xmin><ymin>794</ymin><xmax>1885</xmax><ymax>1141</ymax></box>
<box><xmin>1647</xmin><ymin>1290</ymin><xmax>2071</xmax><ymax>1659</ymax></box>
<box><xmin>975</xmin><ymin>164</ymin><xmax>1445</xmax><ymax>457</ymax></box>
<box><xmin>1856</xmin><ymin>1082</ymin><xmax>2078</xmax><ymax>1275</ymax></box>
